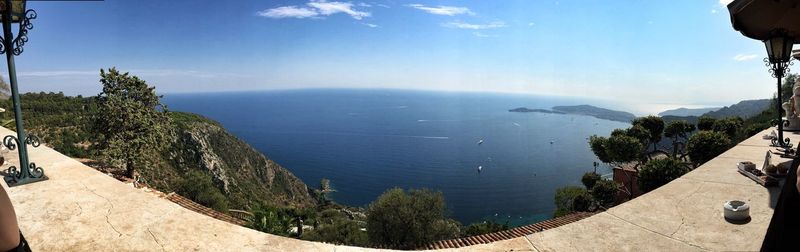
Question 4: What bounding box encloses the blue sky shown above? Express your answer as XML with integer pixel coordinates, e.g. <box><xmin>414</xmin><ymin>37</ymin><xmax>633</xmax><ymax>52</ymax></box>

<box><xmin>3</xmin><ymin>0</ymin><xmax>780</xmax><ymax>113</ymax></box>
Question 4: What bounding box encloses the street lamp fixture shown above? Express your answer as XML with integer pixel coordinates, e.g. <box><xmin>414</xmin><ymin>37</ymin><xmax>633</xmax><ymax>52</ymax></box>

<box><xmin>0</xmin><ymin>0</ymin><xmax>45</xmax><ymax>186</ymax></box>
<box><xmin>763</xmin><ymin>30</ymin><xmax>795</xmax><ymax>149</ymax></box>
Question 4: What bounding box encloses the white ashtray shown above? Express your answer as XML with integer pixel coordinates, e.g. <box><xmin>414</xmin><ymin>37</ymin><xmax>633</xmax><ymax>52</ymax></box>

<box><xmin>723</xmin><ymin>200</ymin><xmax>750</xmax><ymax>220</ymax></box>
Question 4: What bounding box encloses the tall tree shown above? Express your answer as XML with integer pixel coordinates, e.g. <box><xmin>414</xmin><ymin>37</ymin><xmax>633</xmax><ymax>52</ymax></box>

<box><xmin>664</xmin><ymin>120</ymin><xmax>695</xmax><ymax>158</ymax></box>
<box><xmin>632</xmin><ymin>116</ymin><xmax>664</xmax><ymax>152</ymax></box>
<box><xmin>94</xmin><ymin>68</ymin><xmax>171</xmax><ymax>178</ymax></box>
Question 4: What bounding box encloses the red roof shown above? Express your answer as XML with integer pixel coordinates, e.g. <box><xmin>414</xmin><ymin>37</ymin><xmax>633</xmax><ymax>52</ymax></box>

<box><xmin>420</xmin><ymin>212</ymin><xmax>595</xmax><ymax>250</ymax></box>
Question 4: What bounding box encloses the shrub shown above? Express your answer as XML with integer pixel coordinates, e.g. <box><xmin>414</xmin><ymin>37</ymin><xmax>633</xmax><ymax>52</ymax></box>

<box><xmin>591</xmin><ymin>179</ymin><xmax>618</xmax><ymax>207</ymax></box>
<box><xmin>463</xmin><ymin>221</ymin><xmax>509</xmax><ymax>237</ymax></box>
<box><xmin>553</xmin><ymin>186</ymin><xmax>591</xmax><ymax>217</ymax></box>
<box><xmin>581</xmin><ymin>172</ymin><xmax>601</xmax><ymax>189</ymax></box>
<box><xmin>250</xmin><ymin>206</ymin><xmax>294</xmax><ymax>236</ymax></box>
<box><xmin>177</xmin><ymin>170</ymin><xmax>228</xmax><ymax>211</ymax></box>
<box><xmin>712</xmin><ymin>117</ymin><xmax>742</xmax><ymax>139</ymax></box>
<box><xmin>303</xmin><ymin>212</ymin><xmax>368</xmax><ymax>246</ymax></box>
<box><xmin>744</xmin><ymin>122</ymin><xmax>770</xmax><ymax>138</ymax></box>
<box><xmin>697</xmin><ymin>117</ymin><xmax>716</xmax><ymax>131</ymax></box>
<box><xmin>637</xmin><ymin>158</ymin><xmax>692</xmax><ymax>192</ymax></box>
<box><xmin>366</xmin><ymin>188</ymin><xmax>460</xmax><ymax>249</ymax></box>
<box><xmin>687</xmin><ymin>131</ymin><xmax>731</xmax><ymax>166</ymax></box>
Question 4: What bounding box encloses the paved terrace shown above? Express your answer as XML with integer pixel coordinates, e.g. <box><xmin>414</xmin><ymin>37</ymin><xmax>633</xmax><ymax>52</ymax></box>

<box><xmin>1</xmin><ymin>126</ymin><xmax>792</xmax><ymax>251</ymax></box>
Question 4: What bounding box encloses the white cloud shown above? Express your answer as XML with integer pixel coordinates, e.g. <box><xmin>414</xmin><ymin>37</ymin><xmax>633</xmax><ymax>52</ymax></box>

<box><xmin>375</xmin><ymin>3</ymin><xmax>390</xmax><ymax>8</ymax></box>
<box><xmin>406</xmin><ymin>4</ymin><xmax>474</xmax><ymax>16</ymax></box>
<box><xmin>358</xmin><ymin>2</ymin><xmax>371</xmax><ymax>7</ymax></box>
<box><xmin>257</xmin><ymin>6</ymin><xmax>318</xmax><ymax>19</ymax></box>
<box><xmin>528</xmin><ymin>22</ymin><xmax>535</xmax><ymax>26</ymax></box>
<box><xmin>733</xmin><ymin>54</ymin><xmax>758</xmax><ymax>61</ymax></box>
<box><xmin>442</xmin><ymin>21</ymin><xmax>506</xmax><ymax>30</ymax></box>
<box><xmin>363</xmin><ymin>23</ymin><xmax>378</xmax><ymax>28</ymax></box>
<box><xmin>258</xmin><ymin>1</ymin><xmax>370</xmax><ymax>20</ymax></box>
<box><xmin>308</xmin><ymin>1</ymin><xmax>371</xmax><ymax>20</ymax></box>
<box><xmin>711</xmin><ymin>9</ymin><xmax>717</xmax><ymax>14</ymax></box>
<box><xmin>472</xmin><ymin>32</ymin><xmax>497</xmax><ymax>38</ymax></box>
<box><xmin>719</xmin><ymin>0</ymin><xmax>734</xmax><ymax>6</ymax></box>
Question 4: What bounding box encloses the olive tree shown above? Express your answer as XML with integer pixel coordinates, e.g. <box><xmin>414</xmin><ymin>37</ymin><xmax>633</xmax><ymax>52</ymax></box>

<box><xmin>94</xmin><ymin>68</ymin><xmax>171</xmax><ymax>178</ymax></box>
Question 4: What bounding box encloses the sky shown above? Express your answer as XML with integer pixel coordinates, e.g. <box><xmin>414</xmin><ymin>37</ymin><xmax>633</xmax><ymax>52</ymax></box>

<box><xmin>1</xmin><ymin>0</ymin><xmax>784</xmax><ymax>114</ymax></box>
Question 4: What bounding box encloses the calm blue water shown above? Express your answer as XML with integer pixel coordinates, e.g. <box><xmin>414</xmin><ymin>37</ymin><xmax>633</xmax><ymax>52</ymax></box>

<box><xmin>163</xmin><ymin>89</ymin><xmax>629</xmax><ymax>226</ymax></box>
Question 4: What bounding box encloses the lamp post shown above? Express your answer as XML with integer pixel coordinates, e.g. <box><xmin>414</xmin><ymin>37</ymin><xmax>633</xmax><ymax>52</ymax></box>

<box><xmin>0</xmin><ymin>0</ymin><xmax>45</xmax><ymax>187</ymax></box>
<box><xmin>763</xmin><ymin>30</ymin><xmax>795</xmax><ymax>149</ymax></box>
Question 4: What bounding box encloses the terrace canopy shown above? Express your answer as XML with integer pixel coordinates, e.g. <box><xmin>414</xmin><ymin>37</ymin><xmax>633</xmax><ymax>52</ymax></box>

<box><xmin>728</xmin><ymin>0</ymin><xmax>800</xmax><ymax>41</ymax></box>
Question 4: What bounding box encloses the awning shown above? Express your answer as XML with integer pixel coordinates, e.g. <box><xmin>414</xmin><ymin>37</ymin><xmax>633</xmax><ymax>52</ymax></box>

<box><xmin>728</xmin><ymin>0</ymin><xmax>800</xmax><ymax>41</ymax></box>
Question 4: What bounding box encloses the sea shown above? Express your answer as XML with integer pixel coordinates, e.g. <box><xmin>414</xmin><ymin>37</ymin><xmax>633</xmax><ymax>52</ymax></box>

<box><xmin>163</xmin><ymin>89</ymin><xmax>630</xmax><ymax>226</ymax></box>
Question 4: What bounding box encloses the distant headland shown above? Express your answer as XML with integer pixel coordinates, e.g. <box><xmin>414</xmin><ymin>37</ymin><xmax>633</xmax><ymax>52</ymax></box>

<box><xmin>509</xmin><ymin>105</ymin><xmax>635</xmax><ymax>123</ymax></box>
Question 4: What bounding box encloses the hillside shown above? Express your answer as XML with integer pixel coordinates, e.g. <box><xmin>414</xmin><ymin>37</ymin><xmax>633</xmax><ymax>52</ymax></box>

<box><xmin>701</xmin><ymin>99</ymin><xmax>770</xmax><ymax>119</ymax></box>
<box><xmin>551</xmin><ymin>105</ymin><xmax>636</xmax><ymax>123</ymax></box>
<box><xmin>164</xmin><ymin>112</ymin><xmax>316</xmax><ymax>208</ymax></box>
<box><xmin>658</xmin><ymin>107</ymin><xmax>720</xmax><ymax>117</ymax></box>
<box><xmin>0</xmin><ymin>92</ymin><xmax>316</xmax><ymax>210</ymax></box>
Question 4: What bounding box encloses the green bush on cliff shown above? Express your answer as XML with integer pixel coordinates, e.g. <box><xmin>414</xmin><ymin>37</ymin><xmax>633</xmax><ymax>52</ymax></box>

<box><xmin>366</xmin><ymin>188</ymin><xmax>460</xmax><ymax>249</ymax></box>
<box><xmin>463</xmin><ymin>221</ymin><xmax>509</xmax><ymax>237</ymax></box>
<box><xmin>553</xmin><ymin>186</ymin><xmax>591</xmax><ymax>217</ymax></box>
<box><xmin>302</xmin><ymin>209</ymin><xmax>368</xmax><ymax>246</ymax></box>
<box><xmin>177</xmin><ymin>170</ymin><xmax>229</xmax><ymax>212</ymax></box>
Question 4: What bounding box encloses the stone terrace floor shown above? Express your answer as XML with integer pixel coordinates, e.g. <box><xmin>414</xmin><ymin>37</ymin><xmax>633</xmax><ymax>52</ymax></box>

<box><xmin>1</xmin><ymin>126</ymin><xmax>793</xmax><ymax>251</ymax></box>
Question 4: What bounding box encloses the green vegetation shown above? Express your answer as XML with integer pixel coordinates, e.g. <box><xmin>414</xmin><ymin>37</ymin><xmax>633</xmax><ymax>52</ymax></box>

<box><xmin>663</xmin><ymin>120</ymin><xmax>695</xmax><ymax>157</ymax></box>
<box><xmin>462</xmin><ymin>221</ymin><xmax>509</xmax><ymax>237</ymax></box>
<box><xmin>250</xmin><ymin>206</ymin><xmax>295</xmax><ymax>237</ymax></box>
<box><xmin>177</xmin><ymin>170</ymin><xmax>229</xmax><ymax>211</ymax></box>
<box><xmin>581</xmin><ymin>172</ymin><xmax>601</xmax><ymax>189</ymax></box>
<box><xmin>697</xmin><ymin>117</ymin><xmax>716</xmax><ymax>131</ymax></box>
<box><xmin>553</xmin><ymin>186</ymin><xmax>591</xmax><ymax>217</ymax></box>
<box><xmin>94</xmin><ymin>68</ymin><xmax>172</xmax><ymax>178</ymax></box>
<box><xmin>686</xmin><ymin>131</ymin><xmax>731</xmax><ymax>166</ymax></box>
<box><xmin>302</xmin><ymin>209</ymin><xmax>368</xmax><ymax>246</ymax></box>
<box><xmin>632</xmin><ymin>116</ymin><xmax>664</xmax><ymax>152</ymax></box>
<box><xmin>366</xmin><ymin>188</ymin><xmax>460</xmax><ymax>249</ymax></box>
<box><xmin>712</xmin><ymin>117</ymin><xmax>743</xmax><ymax>140</ymax></box>
<box><xmin>637</xmin><ymin>158</ymin><xmax>691</xmax><ymax>192</ymax></box>
<box><xmin>590</xmin><ymin>180</ymin><xmax>618</xmax><ymax>207</ymax></box>
<box><xmin>0</xmin><ymin>92</ymin><xmax>97</xmax><ymax>158</ymax></box>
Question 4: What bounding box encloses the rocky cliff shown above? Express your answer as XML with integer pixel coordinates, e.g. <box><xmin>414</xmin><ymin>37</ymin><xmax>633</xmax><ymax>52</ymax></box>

<box><xmin>154</xmin><ymin>112</ymin><xmax>317</xmax><ymax>210</ymax></box>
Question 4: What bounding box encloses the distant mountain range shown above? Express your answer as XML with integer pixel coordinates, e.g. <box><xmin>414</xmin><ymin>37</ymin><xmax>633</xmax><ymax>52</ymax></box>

<box><xmin>700</xmin><ymin>99</ymin><xmax>770</xmax><ymax>119</ymax></box>
<box><xmin>510</xmin><ymin>98</ymin><xmax>772</xmax><ymax>124</ymax></box>
<box><xmin>510</xmin><ymin>105</ymin><xmax>635</xmax><ymax>123</ymax></box>
<box><xmin>658</xmin><ymin>107</ymin><xmax>721</xmax><ymax>117</ymax></box>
